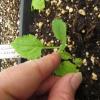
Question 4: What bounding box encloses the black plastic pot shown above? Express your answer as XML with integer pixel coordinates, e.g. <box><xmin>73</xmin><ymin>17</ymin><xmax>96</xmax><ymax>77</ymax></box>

<box><xmin>19</xmin><ymin>0</ymin><xmax>32</xmax><ymax>62</ymax></box>
<box><xmin>20</xmin><ymin>0</ymin><xmax>32</xmax><ymax>36</ymax></box>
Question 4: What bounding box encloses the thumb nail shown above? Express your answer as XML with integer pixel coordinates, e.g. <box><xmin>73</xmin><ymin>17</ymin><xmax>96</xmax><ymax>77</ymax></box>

<box><xmin>71</xmin><ymin>72</ymin><xmax>82</xmax><ymax>90</ymax></box>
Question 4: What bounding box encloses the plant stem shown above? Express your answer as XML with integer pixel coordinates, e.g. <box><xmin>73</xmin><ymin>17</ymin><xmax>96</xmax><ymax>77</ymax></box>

<box><xmin>44</xmin><ymin>46</ymin><xmax>59</xmax><ymax>49</ymax></box>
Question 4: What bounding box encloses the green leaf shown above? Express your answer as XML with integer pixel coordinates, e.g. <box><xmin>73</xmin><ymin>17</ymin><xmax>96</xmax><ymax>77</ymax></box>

<box><xmin>11</xmin><ymin>34</ymin><xmax>44</xmax><ymax>60</ymax></box>
<box><xmin>73</xmin><ymin>58</ymin><xmax>82</xmax><ymax>66</ymax></box>
<box><xmin>52</xmin><ymin>18</ymin><xmax>67</xmax><ymax>42</ymax></box>
<box><xmin>60</xmin><ymin>51</ymin><xmax>72</xmax><ymax>60</ymax></box>
<box><xmin>54</xmin><ymin>61</ymin><xmax>78</xmax><ymax>76</ymax></box>
<box><xmin>31</xmin><ymin>0</ymin><xmax>45</xmax><ymax>11</ymax></box>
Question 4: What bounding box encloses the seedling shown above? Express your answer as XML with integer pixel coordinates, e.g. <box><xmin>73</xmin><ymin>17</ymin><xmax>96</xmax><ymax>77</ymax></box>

<box><xmin>31</xmin><ymin>0</ymin><xmax>45</xmax><ymax>11</ymax></box>
<box><xmin>11</xmin><ymin>18</ymin><xmax>82</xmax><ymax>76</ymax></box>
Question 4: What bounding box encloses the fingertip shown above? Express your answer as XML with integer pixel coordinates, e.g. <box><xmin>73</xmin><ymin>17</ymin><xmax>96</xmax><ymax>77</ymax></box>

<box><xmin>41</xmin><ymin>52</ymin><xmax>61</xmax><ymax>68</ymax></box>
<box><xmin>71</xmin><ymin>72</ymin><xmax>82</xmax><ymax>91</ymax></box>
<box><xmin>50</xmin><ymin>52</ymin><xmax>61</xmax><ymax>64</ymax></box>
<box><xmin>48</xmin><ymin>73</ymin><xmax>82</xmax><ymax>100</ymax></box>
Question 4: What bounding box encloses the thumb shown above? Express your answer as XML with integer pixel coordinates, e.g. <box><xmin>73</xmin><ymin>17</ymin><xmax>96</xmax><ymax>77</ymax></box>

<box><xmin>49</xmin><ymin>73</ymin><xmax>82</xmax><ymax>100</ymax></box>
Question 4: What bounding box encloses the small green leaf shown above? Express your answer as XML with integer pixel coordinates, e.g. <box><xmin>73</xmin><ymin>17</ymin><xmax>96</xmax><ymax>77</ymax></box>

<box><xmin>54</xmin><ymin>61</ymin><xmax>78</xmax><ymax>76</ymax></box>
<box><xmin>52</xmin><ymin>18</ymin><xmax>67</xmax><ymax>42</ymax></box>
<box><xmin>31</xmin><ymin>0</ymin><xmax>45</xmax><ymax>11</ymax></box>
<box><xmin>73</xmin><ymin>58</ymin><xmax>82</xmax><ymax>66</ymax></box>
<box><xmin>11</xmin><ymin>34</ymin><xmax>44</xmax><ymax>60</ymax></box>
<box><xmin>60</xmin><ymin>51</ymin><xmax>72</xmax><ymax>60</ymax></box>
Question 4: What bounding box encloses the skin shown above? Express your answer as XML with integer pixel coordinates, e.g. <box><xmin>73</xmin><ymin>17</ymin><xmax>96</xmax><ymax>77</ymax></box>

<box><xmin>0</xmin><ymin>53</ymin><xmax>82</xmax><ymax>100</ymax></box>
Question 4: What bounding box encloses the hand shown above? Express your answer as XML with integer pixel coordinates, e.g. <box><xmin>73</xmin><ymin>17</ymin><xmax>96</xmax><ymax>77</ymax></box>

<box><xmin>0</xmin><ymin>53</ymin><xmax>82</xmax><ymax>100</ymax></box>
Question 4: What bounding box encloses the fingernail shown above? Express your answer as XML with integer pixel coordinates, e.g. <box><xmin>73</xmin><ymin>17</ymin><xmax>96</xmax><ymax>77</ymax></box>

<box><xmin>71</xmin><ymin>72</ymin><xmax>82</xmax><ymax>90</ymax></box>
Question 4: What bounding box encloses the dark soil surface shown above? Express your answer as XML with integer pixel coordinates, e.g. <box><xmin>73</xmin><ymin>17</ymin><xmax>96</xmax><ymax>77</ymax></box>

<box><xmin>28</xmin><ymin>0</ymin><xmax>100</xmax><ymax>99</ymax></box>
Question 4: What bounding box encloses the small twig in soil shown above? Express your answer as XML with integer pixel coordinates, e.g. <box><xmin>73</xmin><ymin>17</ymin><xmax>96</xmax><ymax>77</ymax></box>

<box><xmin>86</xmin><ymin>25</ymin><xmax>96</xmax><ymax>35</ymax></box>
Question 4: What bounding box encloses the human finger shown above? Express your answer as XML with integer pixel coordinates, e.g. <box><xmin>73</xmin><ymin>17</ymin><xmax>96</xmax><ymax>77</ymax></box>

<box><xmin>48</xmin><ymin>73</ymin><xmax>82</xmax><ymax>100</ymax></box>
<box><xmin>0</xmin><ymin>53</ymin><xmax>60</xmax><ymax>99</ymax></box>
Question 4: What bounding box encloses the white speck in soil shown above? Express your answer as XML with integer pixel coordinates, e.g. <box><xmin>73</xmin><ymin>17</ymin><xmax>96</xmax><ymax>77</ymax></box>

<box><xmin>90</xmin><ymin>13</ymin><xmax>93</xmax><ymax>16</ymax></box>
<box><xmin>96</xmin><ymin>41</ymin><xmax>100</xmax><ymax>46</ymax></box>
<box><xmin>69</xmin><ymin>7</ymin><xmax>74</xmax><ymax>13</ymax></box>
<box><xmin>82</xmin><ymin>29</ymin><xmax>86</xmax><ymax>34</ymax></box>
<box><xmin>38</xmin><ymin>22</ymin><xmax>43</xmax><ymax>29</ymax></box>
<box><xmin>68</xmin><ymin>44</ymin><xmax>73</xmax><ymax>51</ymax></box>
<box><xmin>68</xmin><ymin>36</ymin><xmax>71</xmax><ymax>43</ymax></box>
<box><xmin>87</xmin><ymin>67</ymin><xmax>91</xmax><ymax>71</ymax></box>
<box><xmin>66</xmin><ymin>6</ymin><xmax>70</xmax><ymax>10</ymax></box>
<box><xmin>83</xmin><ymin>59</ymin><xmax>88</xmax><ymax>66</ymax></box>
<box><xmin>94</xmin><ymin>6</ymin><xmax>98</xmax><ymax>11</ymax></box>
<box><xmin>98</xmin><ymin>14</ymin><xmax>100</xmax><ymax>18</ymax></box>
<box><xmin>50</xmin><ymin>40</ymin><xmax>54</xmax><ymax>44</ymax></box>
<box><xmin>57</xmin><ymin>0</ymin><xmax>62</xmax><ymax>6</ymax></box>
<box><xmin>90</xmin><ymin>56</ymin><xmax>95</xmax><ymax>65</ymax></box>
<box><xmin>61</xmin><ymin>9</ymin><xmax>66</xmax><ymax>14</ymax></box>
<box><xmin>86</xmin><ymin>52</ymin><xmax>89</xmax><ymax>58</ymax></box>
<box><xmin>45</xmin><ymin>8</ymin><xmax>51</xmax><ymax>16</ymax></box>
<box><xmin>78</xmin><ymin>9</ymin><xmax>86</xmax><ymax>16</ymax></box>
<box><xmin>92</xmin><ymin>72</ymin><xmax>98</xmax><ymax>81</ymax></box>
<box><xmin>49</xmin><ymin>33</ymin><xmax>52</xmax><ymax>36</ymax></box>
